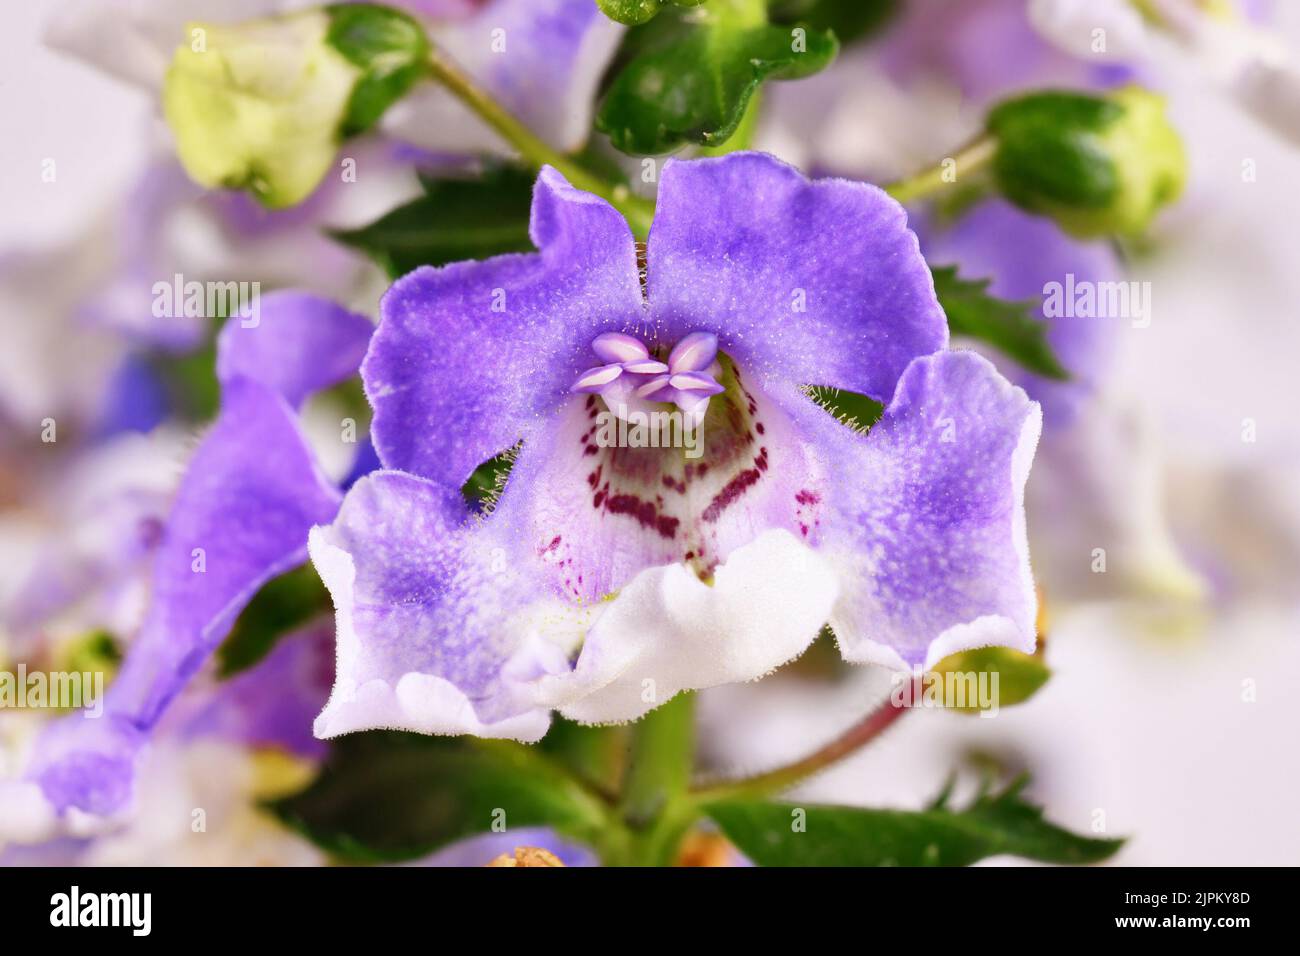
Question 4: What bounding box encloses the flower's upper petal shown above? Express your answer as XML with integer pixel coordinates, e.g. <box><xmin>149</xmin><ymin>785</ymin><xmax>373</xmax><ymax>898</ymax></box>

<box><xmin>792</xmin><ymin>350</ymin><xmax>1041</xmax><ymax>669</ymax></box>
<box><xmin>383</xmin><ymin>0</ymin><xmax>624</xmax><ymax>153</ymax></box>
<box><xmin>216</xmin><ymin>290</ymin><xmax>374</xmax><ymax>407</ymax></box>
<box><xmin>310</xmin><ymin>471</ymin><xmax>580</xmax><ymax>743</ymax></box>
<box><xmin>647</xmin><ymin>152</ymin><xmax>947</xmax><ymax>403</ymax></box>
<box><xmin>917</xmin><ymin>198</ymin><xmax>1121</xmax><ymax>427</ymax></box>
<box><xmin>539</xmin><ymin>529</ymin><xmax>839</xmax><ymax>725</ymax></box>
<box><xmin>365</xmin><ymin>166</ymin><xmax>643</xmax><ymax>486</ymax></box>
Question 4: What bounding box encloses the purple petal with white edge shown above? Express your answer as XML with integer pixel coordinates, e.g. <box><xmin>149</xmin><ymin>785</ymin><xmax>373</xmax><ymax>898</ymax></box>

<box><xmin>215</xmin><ymin>290</ymin><xmax>374</xmax><ymax>407</ymax></box>
<box><xmin>647</xmin><ymin>152</ymin><xmax>947</xmax><ymax>402</ymax></box>
<box><xmin>592</xmin><ymin>331</ymin><xmax>650</xmax><ymax>363</ymax></box>
<box><xmin>571</xmin><ymin>363</ymin><xmax>625</xmax><ymax>392</ymax></box>
<box><xmin>365</xmin><ymin>165</ymin><xmax>644</xmax><ymax>486</ymax></box>
<box><xmin>788</xmin><ymin>350</ymin><xmax>1040</xmax><ymax>669</ymax></box>
<box><xmin>386</xmin><ymin>0</ymin><xmax>624</xmax><ymax>154</ymax></box>
<box><xmin>310</xmin><ymin>471</ymin><xmax>585</xmax><ymax>743</ymax></box>
<box><xmin>668</xmin><ymin>331</ymin><xmax>719</xmax><ymax>373</ymax></box>
<box><xmin>916</xmin><ymin>198</ymin><xmax>1122</xmax><ymax>427</ymax></box>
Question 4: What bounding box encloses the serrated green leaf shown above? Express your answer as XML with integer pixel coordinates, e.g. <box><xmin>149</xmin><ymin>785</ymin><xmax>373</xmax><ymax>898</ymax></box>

<box><xmin>706</xmin><ymin>776</ymin><xmax>1123</xmax><ymax>866</ymax></box>
<box><xmin>597</xmin><ymin>13</ymin><xmax>837</xmax><ymax>155</ymax></box>
<box><xmin>803</xmin><ymin>385</ymin><xmax>884</xmax><ymax>433</ymax></box>
<box><xmin>929</xmin><ymin>645</ymin><xmax>1051</xmax><ymax>712</ymax></box>
<box><xmin>460</xmin><ymin>447</ymin><xmax>517</xmax><ymax>510</ymax></box>
<box><xmin>331</xmin><ymin>166</ymin><xmax>535</xmax><ymax>278</ymax></box>
<box><xmin>217</xmin><ymin>564</ymin><xmax>331</xmax><ymax>677</ymax></box>
<box><xmin>270</xmin><ymin>731</ymin><xmax>611</xmax><ymax>863</ymax></box>
<box><xmin>931</xmin><ymin>264</ymin><xmax>1069</xmax><ymax>380</ymax></box>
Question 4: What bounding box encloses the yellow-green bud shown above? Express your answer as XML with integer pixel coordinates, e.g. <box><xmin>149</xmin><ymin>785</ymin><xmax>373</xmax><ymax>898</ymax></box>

<box><xmin>164</xmin><ymin>12</ymin><xmax>360</xmax><ymax>209</ymax></box>
<box><xmin>163</xmin><ymin>5</ymin><xmax>429</xmax><ymax>209</ymax></box>
<box><xmin>986</xmin><ymin>86</ymin><xmax>1188</xmax><ymax>238</ymax></box>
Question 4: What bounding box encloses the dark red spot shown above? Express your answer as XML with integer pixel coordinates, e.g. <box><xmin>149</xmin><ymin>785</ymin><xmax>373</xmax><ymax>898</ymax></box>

<box><xmin>755</xmin><ymin>422</ymin><xmax>766</xmax><ymax>435</ymax></box>
<box><xmin>606</xmin><ymin>493</ymin><xmax>679</xmax><ymax>539</ymax></box>
<box><xmin>795</xmin><ymin>489</ymin><xmax>820</xmax><ymax>506</ymax></box>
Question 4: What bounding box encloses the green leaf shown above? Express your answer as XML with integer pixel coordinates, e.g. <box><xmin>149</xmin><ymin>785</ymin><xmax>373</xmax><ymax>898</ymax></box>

<box><xmin>931</xmin><ymin>264</ymin><xmax>1069</xmax><ymax>380</ymax></box>
<box><xmin>325</xmin><ymin>3</ymin><xmax>431</xmax><ymax>136</ymax></box>
<box><xmin>767</xmin><ymin>0</ymin><xmax>900</xmax><ymax>46</ymax></box>
<box><xmin>803</xmin><ymin>385</ymin><xmax>883</xmax><ymax>432</ymax></box>
<box><xmin>217</xmin><ymin>564</ymin><xmax>331</xmax><ymax>677</ymax></box>
<box><xmin>597</xmin><ymin>0</ymin><xmax>707</xmax><ymax>26</ymax></box>
<box><xmin>706</xmin><ymin>776</ymin><xmax>1124</xmax><ymax>866</ymax></box>
<box><xmin>460</xmin><ymin>446</ymin><xmax>518</xmax><ymax>509</ymax></box>
<box><xmin>597</xmin><ymin>9</ymin><xmax>838</xmax><ymax>155</ymax></box>
<box><xmin>929</xmin><ymin>645</ymin><xmax>1051</xmax><ymax>712</ymax></box>
<box><xmin>330</xmin><ymin>166</ymin><xmax>535</xmax><ymax>279</ymax></box>
<box><xmin>270</xmin><ymin>731</ymin><xmax>610</xmax><ymax>862</ymax></box>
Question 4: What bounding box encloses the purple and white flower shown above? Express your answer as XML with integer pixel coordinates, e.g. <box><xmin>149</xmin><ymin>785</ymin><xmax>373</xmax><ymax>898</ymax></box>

<box><xmin>0</xmin><ymin>292</ymin><xmax>374</xmax><ymax>827</ymax></box>
<box><xmin>308</xmin><ymin>151</ymin><xmax>1042</xmax><ymax>741</ymax></box>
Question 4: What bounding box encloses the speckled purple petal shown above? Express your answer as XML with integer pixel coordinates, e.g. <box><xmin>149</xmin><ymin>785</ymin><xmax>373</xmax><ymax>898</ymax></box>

<box><xmin>647</xmin><ymin>153</ymin><xmax>948</xmax><ymax>403</ymax></box>
<box><xmin>365</xmin><ymin>166</ymin><xmax>644</xmax><ymax>486</ymax></box>
<box><xmin>310</xmin><ymin>470</ymin><xmax>571</xmax><ymax>742</ymax></box>
<box><xmin>788</xmin><ymin>350</ymin><xmax>1041</xmax><ymax>668</ymax></box>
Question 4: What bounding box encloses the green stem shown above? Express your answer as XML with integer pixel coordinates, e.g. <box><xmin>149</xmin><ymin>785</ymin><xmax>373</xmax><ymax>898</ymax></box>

<box><xmin>424</xmin><ymin>46</ymin><xmax>656</xmax><ymax>237</ymax></box>
<box><xmin>613</xmin><ymin>692</ymin><xmax>698</xmax><ymax>865</ymax></box>
<box><xmin>883</xmin><ymin>137</ymin><xmax>998</xmax><ymax>205</ymax></box>
<box><xmin>691</xmin><ymin>675</ymin><xmax>920</xmax><ymax>804</ymax></box>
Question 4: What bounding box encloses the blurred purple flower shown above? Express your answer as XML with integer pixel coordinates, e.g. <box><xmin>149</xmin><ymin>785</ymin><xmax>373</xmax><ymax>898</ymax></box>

<box><xmin>0</xmin><ymin>292</ymin><xmax>373</xmax><ymax>827</ymax></box>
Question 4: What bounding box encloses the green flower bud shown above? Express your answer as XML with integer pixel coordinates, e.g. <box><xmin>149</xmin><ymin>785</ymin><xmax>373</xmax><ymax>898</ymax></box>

<box><xmin>163</xmin><ymin>5</ymin><xmax>428</xmax><ymax>209</ymax></box>
<box><xmin>986</xmin><ymin>86</ymin><xmax>1187</xmax><ymax>238</ymax></box>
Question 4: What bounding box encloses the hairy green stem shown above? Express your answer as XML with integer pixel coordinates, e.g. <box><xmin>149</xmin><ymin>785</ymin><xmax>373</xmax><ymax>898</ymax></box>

<box><xmin>424</xmin><ymin>46</ymin><xmax>656</xmax><ymax>236</ymax></box>
<box><xmin>884</xmin><ymin>137</ymin><xmax>997</xmax><ymax>204</ymax></box>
